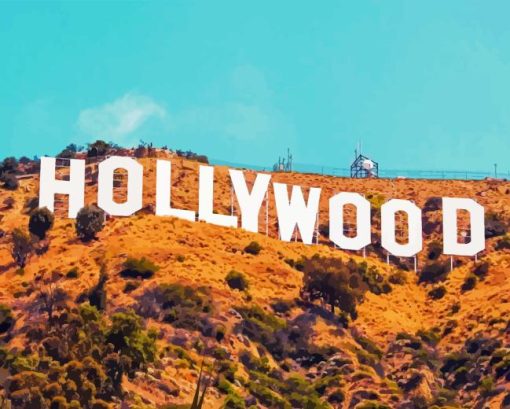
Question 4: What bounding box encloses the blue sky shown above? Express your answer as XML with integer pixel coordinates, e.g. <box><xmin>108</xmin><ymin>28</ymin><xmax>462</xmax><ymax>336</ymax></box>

<box><xmin>1</xmin><ymin>1</ymin><xmax>509</xmax><ymax>173</ymax></box>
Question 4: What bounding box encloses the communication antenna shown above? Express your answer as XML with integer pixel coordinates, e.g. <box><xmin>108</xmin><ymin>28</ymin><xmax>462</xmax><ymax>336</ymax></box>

<box><xmin>273</xmin><ymin>148</ymin><xmax>293</xmax><ymax>172</ymax></box>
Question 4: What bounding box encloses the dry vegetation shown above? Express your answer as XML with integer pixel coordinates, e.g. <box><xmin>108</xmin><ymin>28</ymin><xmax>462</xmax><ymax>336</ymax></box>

<box><xmin>1</xmin><ymin>143</ymin><xmax>510</xmax><ymax>409</ymax></box>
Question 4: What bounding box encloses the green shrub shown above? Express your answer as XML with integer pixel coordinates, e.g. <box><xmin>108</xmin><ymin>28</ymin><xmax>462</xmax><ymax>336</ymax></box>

<box><xmin>494</xmin><ymin>355</ymin><xmax>510</xmax><ymax>378</ymax></box>
<box><xmin>105</xmin><ymin>310</ymin><xmax>157</xmax><ymax>373</ymax></box>
<box><xmin>270</xmin><ymin>299</ymin><xmax>294</xmax><ymax>314</ymax></box>
<box><xmin>2</xmin><ymin>173</ymin><xmax>19</xmax><ymax>190</ymax></box>
<box><xmin>223</xmin><ymin>391</ymin><xmax>246</xmax><ymax>409</ymax></box>
<box><xmin>217</xmin><ymin>359</ymin><xmax>237</xmax><ymax>382</ymax></box>
<box><xmin>428</xmin><ymin>286</ymin><xmax>446</xmax><ymax>300</ymax></box>
<box><xmin>88</xmin><ymin>271</ymin><xmax>108</xmax><ymax>311</ymax></box>
<box><xmin>216</xmin><ymin>375</ymin><xmax>233</xmax><ymax>394</ymax></box>
<box><xmin>66</xmin><ymin>267</ymin><xmax>79</xmax><ymax>279</ymax></box>
<box><xmin>473</xmin><ymin>261</ymin><xmax>489</xmax><ymax>279</ymax></box>
<box><xmin>354</xmin><ymin>334</ymin><xmax>383</xmax><ymax>359</ymax></box>
<box><xmin>237</xmin><ymin>305</ymin><xmax>286</xmax><ymax>358</ymax></box>
<box><xmin>357</xmin><ymin>262</ymin><xmax>391</xmax><ymax>295</ymax></box>
<box><xmin>75</xmin><ymin>205</ymin><xmax>105</xmax><ymax>242</ymax></box>
<box><xmin>248</xmin><ymin>382</ymin><xmax>291</xmax><ymax>409</ymax></box>
<box><xmin>327</xmin><ymin>390</ymin><xmax>345</xmax><ymax>404</ymax></box>
<box><xmin>87</xmin><ymin>140</ymin><xmax>111</xmax><ymax>157</ymax></box>
<box><xmin>461</xmin><ymin>274</ymin><xmax>477</xmax><ymax>292</ymax></box>
<box><xmin>496</xmin><ymin>235</ymin><xmax>510</xmax><ymax>250</ymax></box>
<box><xmin>0</xmin><ymin>304</ymin><xmax>14</xmax><ymax>334</ymax></box>
<box><xmin>388</xmin><ymin>270</ymin><xmax>407</xmax><ymax>285</ymax></box>
<box><xmin>479</xmin><ymin>376</ymin><xmax>494</xmax><ymax>397</ymax></box>
<box><xmin>239</xmin><ymin>351</ymin><xmax>270</xmax><ymax>373</ymax></box>
<box><xmin>244</xmin><ymin>241</ymin><xmax>261</xmax><ymax>255</ymax></box>
<box><xmin>153</xmin><ymin>283</ymin><xmax>213</xmax><ymax>332</ymax></box>
<box><xmin>29</xmin><ymin>207</ymin><xmax>55</xmax><ymax>240</ymax></box>
<box><xmin>215</xmin><ymin>324</ymin><xmax>227</xmax><ymax>342</ymax></box>
<box><xmin>50</xmin><ymin>396</ymin><xmax>69</xmax><ymax>409</ymax></box>
<box><xmin>237</xmin><ymin>305</ymin><xmax>286</xmax><ymax>334</ymax></box>
<box><xmin>427</xmin><ymin>241</ymin><xmax>443</xmax><ymax>260</ymax></box>
<box><xmin>121</xmin><ymin>257</ymin><xmax>159</xmax><ymax>279</ymax></box>
<box><xmin>355</xmin><ymin>401</ymin><xmax>391</xmax><ymax>409</ymax></box>
<box><xmin>417</xmin><ymin>328</ymin><xmax>441</xmax><ymax>346</ymax></box>
<box><xmin>301</xmin><ymin>256</ymin><xmax>368</xmax><ymax>317</ymax></box>
<box><xmin>91</xmin><ymin>400</ymin><xmax>111</xmax><ymax>409</ymax></box>
<box><xmin>1</xmin><ymin>157</ymin><xmax>18</xmax><ymax>174</ymax></box>
<box><xmin>419</xmin><ymin>262</ymin><xmax>449</xmax><ymax>284</ymax></box>
<box><xmin>485</xmin><ymin>211</ymin><xmax>507</xmax><ymax>238</ymax></box>
<box><xmin>366</xmin><ymin>193</ymin><xmax>386</xmax><ymax>212</ymax></box>
<box><xmin>11</xmin><ymin>228</ymin><xmax>32</xmax><ymax>267</ymax></box>
<box><xmin>226</xmin><ymin>270</ymin><xmax>249</xmax><ymax>291</ymax></box>
<box><xmin>123</xmin><ymin>281</ymin><xmax>140</xmax><ymax>293</ymax></box>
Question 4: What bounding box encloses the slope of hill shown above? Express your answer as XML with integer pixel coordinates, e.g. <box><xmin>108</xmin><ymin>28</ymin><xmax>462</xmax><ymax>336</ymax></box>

<box><xmin>1</xmin><ymin>149</ymin><xmax>510</xmax><ymax>409</ymax></box>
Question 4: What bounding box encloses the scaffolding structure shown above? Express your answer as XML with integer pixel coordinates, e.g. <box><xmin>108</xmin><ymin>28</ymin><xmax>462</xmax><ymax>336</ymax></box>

<box><xmin>351</xmin><ymin>153</ymin><xmax>379</xmax><ymax>178</ymax></box>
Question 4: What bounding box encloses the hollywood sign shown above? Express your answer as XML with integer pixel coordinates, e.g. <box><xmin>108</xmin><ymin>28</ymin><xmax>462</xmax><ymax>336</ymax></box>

<box><xmin>38</xmin><ymin>156</ymin><xmax>485</xmax><ymax>258</ymax></box>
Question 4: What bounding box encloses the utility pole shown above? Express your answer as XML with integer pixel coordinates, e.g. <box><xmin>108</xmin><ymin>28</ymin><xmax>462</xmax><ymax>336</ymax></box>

<box><xmin>494</xmin><ymin>163</ymin><xmax>498</xmax><ymax>178</ymax></box>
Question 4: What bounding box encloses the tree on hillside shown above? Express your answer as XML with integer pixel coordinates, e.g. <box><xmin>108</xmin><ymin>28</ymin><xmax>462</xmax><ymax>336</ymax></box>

<box><xmin>0</xmin><ymin>157</ymin><xmax>18</xmax><ymax>174</ymax></box>
<box><xmin>88</xmin><ymin>267</ymin><xmax>108</xmax><ymax>311</ymax></box>
<box><xmin>301</xmin><ymin>255</ymin><xmax>368</xmax><ymax>318</ymax></box>
<box><xmin>36</xmin><ymin>275</ymin><xmax>70</xmax><ymax>327</ymax></box>
<box><xmin>1</xmin><ymin>173</ymin><xmax>19</xmax><ymax>190</ymax></box>
<box><xmin>29</xmin><ymin>207</ymin><xmax>55</xmax><ymax>240</ymax></box>
<box><xmin>11</xmin><ymin>228</ymin><xmax>33</xmax><ymax>268</ymax></box>
<box><xmin>87</xmin><ymin>140</ymin><xmax>111</xmax><ymax>157</ymax></box>
<box><xmin>75</xmin><ymin>205</ymin><xmax>105</xmax><ymax>242</ymax></box>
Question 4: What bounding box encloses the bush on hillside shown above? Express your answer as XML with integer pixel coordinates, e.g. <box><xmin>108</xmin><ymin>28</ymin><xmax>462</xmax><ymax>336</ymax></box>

<box><xmin>418</xmin><ymin>261</ymin><xmax>450</xmax><ymax>284</ymax></box>
<box><xmin>226</xmin><ymin>270</ymin><xmax>249</xmax><ymax>291</ymax></box>
<box><xmin>29</xmin><ymin>207</ymin><xmax>55</xmax><ymax>240</ymax></box>
<box><xmin>75</xmin><ymin>205</ymin><xmax>105</xmax><ymax>242</ymax></box>
<box><xmin>121</xmin><ymin>257</ymin><xmax>159</xmax><ymax>279</ymax></box>
<box><xmin>175</xmin><ymin>150</ymin><xmax>209</xmax><ymax>164</ymax></box>
<box><xmin>301</xmin><ymin>255</ymin><xmax>368</xmax><ymax>317</ymax></box>
<box><xmin>2</xmin><ymin>173</ymin><xmax>19</xmax><ymax>190</ymax></box>
<box><xmin>461</xmin><ymin>274</ymin><xmax>477</xmax><ymax>292</ymax></box>
<box><xmin>0</xmin><ymin>157</ymin><xmax>18</xmax><ymax>174</ymax></box>
<box><xmin>427</xmin><ymin>241</ymin><xmax>443</xmax><ymax>260</ymax></box>
<box><xmin>428</xmin><ymin>286</ymin><xmax>446</xmax><ymax>300</ymax></box>
<box><xmin>244</xmin><ymin>241</ymin><xmax>262</xmax><ymax>255</ymax></box>
<box><xmin>57</xmin><ymin>143</ymin><xmax>81</xmax><ymax>159</ymax></box>
<box><xmin>388</xmin><ymin>270</ymin><xmax>407</xmax><ymax>285</ymax></box>
<box><xmin>0</xmin><ymin>304</ymin><xmax>14</xmax><ymax>334</ymax></box>
<box><xmin>87</xmin><ymin>140</ymin><xmax>111</xmax><ymax>157</ymax></box>
<box><xmin>105</xmin><ymin>310</ymin><xmax>157</xmax><ymax>374</ymax></box>
<box><xmin>485</xmin><ymin>212</ymin><xmax>507</xmax><ymax>238</ymax></box>
<box><xmin>11</xmin><ymin>228</ymin><xmax>32</xmax><ymax>268</ymax></box>
<box><xmin>270</xmin><ymin>299</ymin><xmax>294</xmax><ymax>314</ymax></box>
<box><xmin>473</xmin><ymin>261</ymin><xmax>489</xmax><ymax>279</ymax></box>
<box><xmin>356</xmin><ymin>401</ymin><xmax>391</xmax><ymax>409</ymax></box>
<box><xmin>88</xmin><ymin>271</ymin><xmax>108</xmax><ymax>311</ymax></box>
<box><xmin>223</xmin><ymin>391</ymin><xmax>246</xmax><ymax>409</ymax></box>
<box><xmin>416</xmin><ymin>327</ymin><xmax>441</xmax><ymax>346</ymax></box>
<box><xmin>66</xmin><ymin>267</ymin><xmax>79</xmax><ymax>279</ymax></box>
<box><xmin>496</xmin><ymin>235</ymin><xmax>510</xmax><ymax>250</ymax></box>
<box><xmin>423</xmin><ymin>197</ymin><xmax>442</xmax><ymax>213</ymax></box>
<box><xmin>140</xmin><ymin>283</ymin><xmax>213</xmax><ymax>332</ymax></box>
<box><xmin>3</xmin><ymin>303</ymin><xmax>155</xmax><ymax>406</ymax></box>
<box><xmin>237</xmin><ymin>305</ymin><xmax>287</xmax><ymax>358</ymax></box>
<box><xmin>357</xmin><ymin>262</ymin><xmax>391</xmax><ymax>295</ymax></box>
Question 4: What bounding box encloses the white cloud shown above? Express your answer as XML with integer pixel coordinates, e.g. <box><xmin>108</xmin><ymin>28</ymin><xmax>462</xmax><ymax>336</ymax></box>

<box><xmin>77</xmin><ymin>93</ymin><xmax>166</xmax><ymax>143</ymax></box>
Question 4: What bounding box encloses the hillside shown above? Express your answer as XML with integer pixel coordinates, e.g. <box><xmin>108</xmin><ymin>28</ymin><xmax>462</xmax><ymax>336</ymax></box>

<box><xmin>1</xmin><ymin>148</ymin><xmax>510</xmax><ymax>409</ymax></box>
